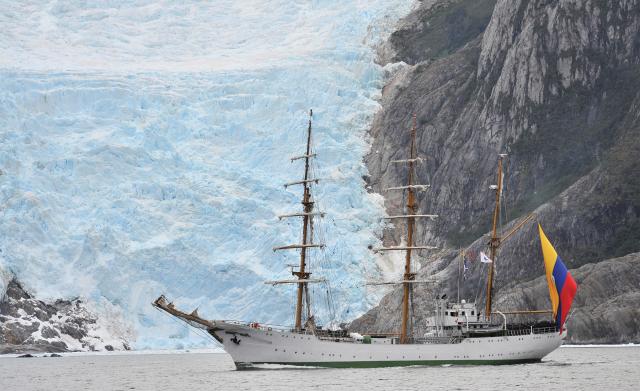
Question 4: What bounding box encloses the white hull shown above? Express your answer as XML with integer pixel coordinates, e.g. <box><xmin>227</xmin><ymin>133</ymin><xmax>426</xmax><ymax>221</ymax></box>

<box><xmin>213</xmin><ymin>321</ymin><xmax>565</xmax><ymax>368</ymax></box>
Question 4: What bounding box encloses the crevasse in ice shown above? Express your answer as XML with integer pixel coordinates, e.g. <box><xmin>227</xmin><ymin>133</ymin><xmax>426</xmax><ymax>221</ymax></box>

<box><xmin>0</xmin><ymin>0</ymin><xmax>413</xmax><ymax>349</ymax></box>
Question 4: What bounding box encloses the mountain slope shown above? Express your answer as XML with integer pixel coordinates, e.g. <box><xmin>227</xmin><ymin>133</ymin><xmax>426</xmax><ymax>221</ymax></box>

<box><xmin>352</xmin><ymin>0</ymin><xmax>640</xmax><ymax>343</ymax></box>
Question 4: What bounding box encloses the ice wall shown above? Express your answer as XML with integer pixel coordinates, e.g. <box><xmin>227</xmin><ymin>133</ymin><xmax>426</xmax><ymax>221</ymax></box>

<box><xmin>0</xmin><ymin>0</ymin><xmax>414</xmax><ymax>348</ymax></box>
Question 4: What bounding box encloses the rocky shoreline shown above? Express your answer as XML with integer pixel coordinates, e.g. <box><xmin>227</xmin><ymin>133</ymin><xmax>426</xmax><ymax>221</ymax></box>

<box><xmin>0</xmin><ymin>276</ymin><xmax>131</xmax><ymax>354</ymax></box>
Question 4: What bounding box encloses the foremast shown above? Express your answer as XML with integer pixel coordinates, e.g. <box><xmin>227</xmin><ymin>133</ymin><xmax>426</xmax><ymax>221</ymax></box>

<box><xmin>273</xmin><ymin>109</ymin><xmax>325</xmax><ymax>332</ymax></box>
<box><xmin>374</xmin><ymin>114</ymin><xmax>437</xmax><ymax>343</ymax></box>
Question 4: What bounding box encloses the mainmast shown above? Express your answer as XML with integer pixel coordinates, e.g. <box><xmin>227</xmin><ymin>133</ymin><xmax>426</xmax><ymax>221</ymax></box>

<box><xmin>373</xmin><ymin>114</ymin><xmax>437</xmax><ymax>343</ymax></box>
<box><xmin>400</xmin><ymin>115</ymin><xmax>419</xmax><ymax>344</ymax></box>
<box><xmin>273</xmin><ymin>109</ymin><xmax>325</xmax><ymax>332</ymax></box>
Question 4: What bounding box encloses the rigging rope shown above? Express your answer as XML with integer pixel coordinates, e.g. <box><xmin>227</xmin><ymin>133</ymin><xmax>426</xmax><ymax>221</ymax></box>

<box><xmin>152</xmin><ymin>305</ymin><xmax>218</xmax><ymax>345</ymax></box>
<box><xmin>300</xmin><ymin>123</ymin><xmax>342</xmax><ymax>325</ymax></box>
<box><xmin>474</xmin><ymin>260</ymin><xmax>487</xmax><ymax>306</ymax></box>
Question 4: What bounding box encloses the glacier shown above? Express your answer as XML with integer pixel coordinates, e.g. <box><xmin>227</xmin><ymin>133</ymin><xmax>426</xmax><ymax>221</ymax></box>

<box><xmin>0</xmin><ymin>0</ymin><xmax>414</xmax><ymax>349</ymax></box>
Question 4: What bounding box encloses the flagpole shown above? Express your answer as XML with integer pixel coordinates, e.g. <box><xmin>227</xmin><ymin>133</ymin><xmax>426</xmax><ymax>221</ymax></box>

<box><xmin>457</xmin><ymin>249</ymin><xmax>462</xmax><ymax>303</ymax></box>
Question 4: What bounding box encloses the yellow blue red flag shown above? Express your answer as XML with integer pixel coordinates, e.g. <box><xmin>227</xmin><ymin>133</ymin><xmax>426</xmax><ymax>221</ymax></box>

<box><xmin>538</xmin><ymin>224</ymin><xmax>578</xmax><ymax>332</ymax></box>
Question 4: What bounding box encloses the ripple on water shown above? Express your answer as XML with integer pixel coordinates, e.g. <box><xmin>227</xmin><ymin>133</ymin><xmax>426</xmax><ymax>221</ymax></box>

<box><xmin>1</xmin><ymin>348</ymin><xmax>639</xmax><ymax>391</ymax></box>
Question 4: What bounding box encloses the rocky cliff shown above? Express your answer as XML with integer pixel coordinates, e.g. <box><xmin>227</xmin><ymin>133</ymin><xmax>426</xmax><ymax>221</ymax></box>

<box><xmin>0</xmin><ymin>276</ymin><xmax>132</xmax><ymax>354</ymax></box>
<box><xmin>353</xmin><ymin>0</ymin><xmax>640</xmax><ymax>343</ymax></box>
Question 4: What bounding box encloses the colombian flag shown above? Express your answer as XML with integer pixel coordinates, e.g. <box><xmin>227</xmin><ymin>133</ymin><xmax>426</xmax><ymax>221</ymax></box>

<box><xmin>538</xmin><ymin>224</ymin><xmax>578</xmax><ymax>332</ymax></box>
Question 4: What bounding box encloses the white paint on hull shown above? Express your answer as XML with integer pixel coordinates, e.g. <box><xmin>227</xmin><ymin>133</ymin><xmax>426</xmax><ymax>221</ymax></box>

<box><xmin>212</xmin><ymin>321</ymin><xmax>565</xmax><ymax>367</ymax></box>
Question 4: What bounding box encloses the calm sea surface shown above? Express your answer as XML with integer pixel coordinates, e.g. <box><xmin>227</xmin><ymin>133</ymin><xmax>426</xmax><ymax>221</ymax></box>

<box><xmin>1</xmin><ymin>346</ymin><xmax>639</xmax><ymax>391</ymax></box>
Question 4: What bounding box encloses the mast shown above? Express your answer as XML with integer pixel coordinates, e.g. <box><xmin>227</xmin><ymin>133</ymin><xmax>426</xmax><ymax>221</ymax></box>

<box><xmin>271</xmin><ymin>109</ymin><xmax>326</xmax><ymax>331</ymax></box>
<box><xmin>485</xmin><ymin>154</ymin><xmax>504</xmax><ymax>318</ymax></box>
<box><xmin>293</xmin><ymin>109</ymin><xmax>314</xmax><ymax>331</ymax></box>
<box><xmin>400</xmin><ymin>114</ymin><xmax>418</xmax><ymax>344</ymax></box>
<box><xmin>482</xmin><ymin>155</ymin><xmax>537</xmax><ymax>319</ymax></box>
<box><xmin>457</xmin><ymin>249</ymin><xmax>463</xmax><ymax>303</ymax></box>
<box><xmin>372</xmin><ymin>114</ymin><xmax>437</xmax><ymax>343</ymax></box>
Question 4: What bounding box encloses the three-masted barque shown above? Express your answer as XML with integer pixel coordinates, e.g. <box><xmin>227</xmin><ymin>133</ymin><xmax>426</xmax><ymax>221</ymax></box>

<box><xmin>153</xmin><ymin>112</ymin><xmax>577</xmax><ymax>368</ymax></box>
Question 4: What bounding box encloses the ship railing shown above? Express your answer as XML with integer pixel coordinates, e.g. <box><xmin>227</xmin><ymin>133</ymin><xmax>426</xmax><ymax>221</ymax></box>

<box><xmin>502</xmin><ymin>326</ymin><xmax>558</xmax><ymax>336</ymax></box>
<box><xmin>531</xmin><ymin>326</ymin><xmax>558</xmax><ymax>334</ymax></box>
<box><xmin>315</xmin><ymin>336</ymin><xmax>355</xmax><ymax>343</ymax></box>
<box><xmin>503</xmin><ymin>328</ymin><xmax>531</xmax><ymax>337</ymax></box>
<box><xmin>414</xmin><ymin>336</ymin><xmax>465</xmax><ymax>344</ymax></box>
<box><xmin>311</xmin><ymin>329</ymin><xmax>351</xmax><ymax>339</ymax></box>
<box><xmin>218</xmin><ymin>321</ymin><xmax>357</xmax><ymax>337</ymax></box>
<box><xmin>219</xmin><ymin>319</ymin><xmax>291</xmax><ymax>332</ymax></box>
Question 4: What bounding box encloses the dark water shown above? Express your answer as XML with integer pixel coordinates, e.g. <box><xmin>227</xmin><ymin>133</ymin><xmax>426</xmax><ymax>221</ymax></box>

<box><xmin>1</xmin><ymin>346</ymin><xmax>639</xmax><ymax>390</ymax></box>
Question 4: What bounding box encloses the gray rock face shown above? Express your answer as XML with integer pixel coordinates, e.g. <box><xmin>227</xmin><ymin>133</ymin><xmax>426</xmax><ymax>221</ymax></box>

<box><xmin>383</xmin><ymin>0</ymin><xmax>497</xmax><ymax>65</ymax></box>
<box><xmin>353</xmin><ymin>0</ymin><xmax>640</xmax><ymax>343</ymax></box>
<box><xmin>495</xmin><ymin>252</ymin><xmax>640</xmax><ymax>344</ymax></box>
<box><xmin>0</xmin><ymin>277</ymin><xmax>131</xmax><ymax>354</ymax></box>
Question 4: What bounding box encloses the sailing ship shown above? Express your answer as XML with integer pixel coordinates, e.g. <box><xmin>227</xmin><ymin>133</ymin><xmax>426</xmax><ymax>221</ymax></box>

<box><xmin>153</xmin><ymin>111</ymin><xmax>577</xmax><ymax>368</ymax></box>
